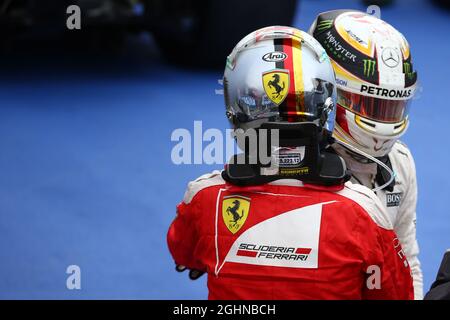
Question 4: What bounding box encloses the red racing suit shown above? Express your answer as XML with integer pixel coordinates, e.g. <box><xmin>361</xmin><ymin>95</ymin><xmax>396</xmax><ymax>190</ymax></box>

<box><xmin>167</xmin><ymin>171</ymin><xmax>414</xmax><ymax>300</ymax></box>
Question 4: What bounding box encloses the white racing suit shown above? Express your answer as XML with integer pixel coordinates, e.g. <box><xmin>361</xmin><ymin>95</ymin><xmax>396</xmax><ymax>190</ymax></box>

<box><xmin>334</xmin><ymin>141</ymin><xmax>423</xmax><ymax>299</ymax></box>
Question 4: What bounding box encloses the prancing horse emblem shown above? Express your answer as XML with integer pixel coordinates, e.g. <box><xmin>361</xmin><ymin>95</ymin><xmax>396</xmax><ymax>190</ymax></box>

<box><xmin>263</xmin><ymin>69</ymin><xmax>290</xmax><ymax>105</ymax></box>
<box><xmin>222</xmin><ymin>196</ymin><xmax>250</xmax><ymax>234</ymax></box>
<box><xmin>268</xmin><ymin>74</ymin><xmax>285</xmax><ymax>98</ymax></box>
<box><xmin>227</xmin><ymin>200</ymin><xmax>244</xmax><ymax>227</ymax></box>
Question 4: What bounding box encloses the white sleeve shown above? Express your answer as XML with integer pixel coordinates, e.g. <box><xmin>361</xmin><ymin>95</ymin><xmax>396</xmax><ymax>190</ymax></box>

<box><xmin>393</xmin><ymin>146</ymin><xmax>423</xmax><ymax>299</ymax></box>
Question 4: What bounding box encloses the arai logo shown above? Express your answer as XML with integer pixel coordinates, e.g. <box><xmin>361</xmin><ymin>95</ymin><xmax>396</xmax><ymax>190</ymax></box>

<box><xmin>262</xmin><ymin>52</ymin><xmax>287</xmax><ymax>62</ymax></box>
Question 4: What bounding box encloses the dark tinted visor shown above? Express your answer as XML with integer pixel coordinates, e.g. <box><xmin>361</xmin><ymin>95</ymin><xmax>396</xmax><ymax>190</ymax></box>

<box><xmin>337</xmin><ymin>89</ymin><xmax>410</xmax><ymax>123</ymax></box>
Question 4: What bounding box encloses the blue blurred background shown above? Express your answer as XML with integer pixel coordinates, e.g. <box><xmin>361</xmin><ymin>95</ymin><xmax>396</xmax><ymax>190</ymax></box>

<box><xmin>0</xmin><ymin>0</ymin><xmax>449</xmax><ymax>299</ymax></box>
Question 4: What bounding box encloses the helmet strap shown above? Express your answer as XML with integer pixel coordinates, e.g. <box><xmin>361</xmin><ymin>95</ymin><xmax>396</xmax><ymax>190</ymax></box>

<box><xmin>375</xmin><ymin>155</ymin><xmax>395</xmax><ymax>192</ymax></box>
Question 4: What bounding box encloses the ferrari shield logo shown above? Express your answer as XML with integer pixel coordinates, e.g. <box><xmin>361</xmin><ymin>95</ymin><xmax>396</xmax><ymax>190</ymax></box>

<box><xmin>222</xmin><ymin>195</ymin><xmax>250</xmax><ymax>234</ymax></box>
<box><xmin>263</xmin><ymin>69</ymin><xmax>289</xmax><ymax>105</ymax></box>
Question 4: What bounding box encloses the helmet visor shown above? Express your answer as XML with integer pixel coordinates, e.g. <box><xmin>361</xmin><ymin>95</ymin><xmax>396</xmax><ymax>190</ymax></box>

<box><xmin>234</xmin><ymin>78</ymin><xmax>336</xmax><ymax>128</ymax></box>
<box><xmin>337</xmin><ymin>89</ymin><xmax>410</xmax><ymax>123</ymax></box>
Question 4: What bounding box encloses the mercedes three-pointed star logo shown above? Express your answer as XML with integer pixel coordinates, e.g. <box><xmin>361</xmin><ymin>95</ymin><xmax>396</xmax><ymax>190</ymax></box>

<box><xmin>381</xmin><ymin>47</ymin><xmax>400</xmax><ymax>68</ymax></box>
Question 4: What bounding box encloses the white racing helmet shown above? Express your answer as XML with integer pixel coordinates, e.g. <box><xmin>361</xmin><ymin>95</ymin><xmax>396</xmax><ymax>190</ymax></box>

<box><xmin>310</xmin><ymin>10</ymin><xmax>418</xmax><ymax>157</ymax></box>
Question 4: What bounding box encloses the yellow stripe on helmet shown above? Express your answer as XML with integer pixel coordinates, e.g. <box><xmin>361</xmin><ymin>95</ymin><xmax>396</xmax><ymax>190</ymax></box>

<box><xmin>291</xmin><ymin>37</ymin><xmax>304</xmax><ymax>114</ymax></box>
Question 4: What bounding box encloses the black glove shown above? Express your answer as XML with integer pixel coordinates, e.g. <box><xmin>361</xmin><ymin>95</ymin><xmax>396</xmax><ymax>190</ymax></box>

<box><xmin>175</xmin><ymin>265</ymin><xmax>205</xmax><ymax>280</ymax></box>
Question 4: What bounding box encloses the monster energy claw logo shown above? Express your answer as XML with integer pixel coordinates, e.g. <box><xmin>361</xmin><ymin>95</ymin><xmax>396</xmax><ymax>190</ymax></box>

<box><xmin>403</xmin><ymin>62</ymin><xmax>411</xmax><ymax>73</ymax></box>
<box><xmin>363</xmin><ymin>59</ymin><xmax>376</xmax><ymax>77</ymax></box>
<box><xmin>404</xmin><ymin>62</ymin><xmax>414</xmax><ymax>79</ymax></box>
<box><xmin>317</xmin><ymin>19</ymin><xmax>333</xmax><ymax>31</ymax></box>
